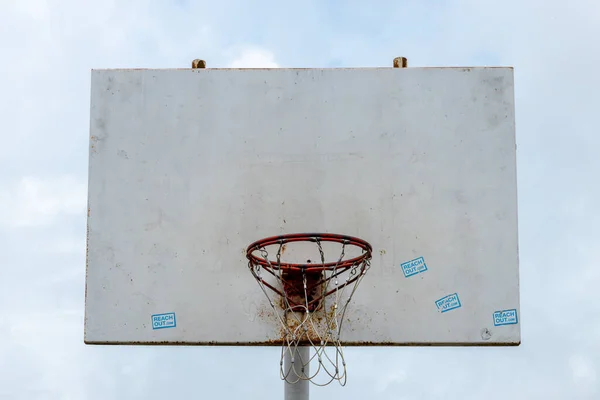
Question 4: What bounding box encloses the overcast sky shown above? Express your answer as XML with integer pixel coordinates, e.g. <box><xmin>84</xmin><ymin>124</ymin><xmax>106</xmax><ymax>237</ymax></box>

<box><xmin>1</xmin><ymin>0</ymin><xmax>599</xmax><ymax>399</ymax></box>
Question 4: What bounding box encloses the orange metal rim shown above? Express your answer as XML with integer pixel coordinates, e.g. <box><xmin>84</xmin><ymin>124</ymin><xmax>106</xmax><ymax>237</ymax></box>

<box><xmin>246</xmin><ymin>233</ymin><xmax>373</xmax><ymax>271</ymax></box>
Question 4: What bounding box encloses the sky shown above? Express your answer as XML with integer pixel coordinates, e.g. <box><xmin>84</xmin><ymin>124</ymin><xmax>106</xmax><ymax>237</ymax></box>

<box><xmin>1</xmin><ymin>0</ymin><xmax>599</xmax><ymax>399</ymax></box>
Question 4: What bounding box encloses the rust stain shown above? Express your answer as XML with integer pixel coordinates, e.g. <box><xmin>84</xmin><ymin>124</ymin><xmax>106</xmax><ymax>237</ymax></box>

<box><xmin>83</xmin><ymin>205</ymin><xmax>90</xmax><ymax>329</ymax></box>
<box><xmin>84</xmin><ymin>336</ymin><xmax>521</xmax><ymax>347</ymax></box>
<box><xmin>92</xmin><ymin>66</ymin><xmax>510</xmax><ymax>74</ymax></box>
<box><xmin>393</xmin><ymin>57</ymin><xmax>408</xmax><ymax>68</ymax></box>
<box><xmin>270</xmin><ymin>302</ymin><xmax>342</xmax><ymax>344</ymax></box>
<box><xmin>191</xmin><ymin>59</ymin><xmax>206</xmax><ymax>69</ymax></box>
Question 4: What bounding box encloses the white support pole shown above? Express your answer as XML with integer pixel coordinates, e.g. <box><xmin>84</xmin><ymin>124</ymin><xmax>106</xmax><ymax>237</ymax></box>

<box><xmin>284</xmin><ymin>346</ymin><xmax>310</xmax><ymax>400</ymax></box>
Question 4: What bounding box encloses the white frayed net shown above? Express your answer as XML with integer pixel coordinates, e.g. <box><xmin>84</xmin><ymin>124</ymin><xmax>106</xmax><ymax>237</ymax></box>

<box><xmin>247</xmin><ymin>236</ymin><xmax>371</xmax><ymax>386</ymax></box>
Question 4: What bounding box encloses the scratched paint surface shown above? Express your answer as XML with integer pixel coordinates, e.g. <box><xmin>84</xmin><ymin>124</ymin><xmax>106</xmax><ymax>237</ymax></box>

<box><xmin>84</xmin><ymin>67</ymin><xmax>520</xmax><ymax>345</ymax></box>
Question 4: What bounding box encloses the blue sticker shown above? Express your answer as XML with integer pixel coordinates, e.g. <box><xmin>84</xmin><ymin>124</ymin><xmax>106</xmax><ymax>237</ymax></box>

<box><xmin>493</xmin><ymin>309</ymin><xmax>518</xmax><ymax>326</ymax></box>
<box><xmin>401</xmin><ymin>256</ymin><xmax>428</xmax><ymax>277</ymax></box>
<box><xmin>151</xmin><ymin>312</ymin><xmax>176</xmax><ymax>329</ymax></box>
<box><xmin>435</xmin><ymin>293</ymin><xmax>461</xmax><ymax>313</ymax></box>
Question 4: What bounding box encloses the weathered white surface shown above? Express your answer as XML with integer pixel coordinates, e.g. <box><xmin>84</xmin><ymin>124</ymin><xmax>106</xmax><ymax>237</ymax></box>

<box><xmin>85</xmin><ymin>67</ymin><xmax>520</xmax><ymax>345</ymax></box>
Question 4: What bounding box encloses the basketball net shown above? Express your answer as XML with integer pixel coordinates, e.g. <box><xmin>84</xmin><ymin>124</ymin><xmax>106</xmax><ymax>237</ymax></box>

<box><xmin>246</xmin><ymin>234</ymin><xmax>372</xmax><ymax>386</ymax></box>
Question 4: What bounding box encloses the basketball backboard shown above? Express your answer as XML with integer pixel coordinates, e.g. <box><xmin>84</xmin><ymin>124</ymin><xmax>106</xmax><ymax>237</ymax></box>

<box><xmin>84</xmin><ymin>66</ymin><xmax>520</xmax><ymax>348</ymax></box>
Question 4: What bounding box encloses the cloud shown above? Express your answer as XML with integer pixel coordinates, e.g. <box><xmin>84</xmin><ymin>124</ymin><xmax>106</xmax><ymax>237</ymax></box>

<box><xmin>570</xmin><ymin>354</ymin><xmax>598</xmax><ymax>397</ymax></box>
<box><xmin>374</xmin><ymin>368</ymin><xmax>407</xmax><ymax>393</ymax></box>
<box><xmin>0</xmin><ymin>176</ymin><xmax>86</xmax><ymax>229</ymax></box>
<box><xmin>570</xmin><ymin>354</ymin><xmax>597</xmax><ymax>383</ymax></box>
<box><xmin>229</xmin><ymin>48</ymin><xmax>279</xmax><ymax>68</ymax></box>
<box><xmin>2</xmin><ymin>310</ymin><xmax>85</xmax><ymax>399</ymax></box>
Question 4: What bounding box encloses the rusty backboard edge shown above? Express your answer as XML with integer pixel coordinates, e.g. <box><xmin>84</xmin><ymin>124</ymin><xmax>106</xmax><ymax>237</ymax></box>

<box><xmin>89</xmin><ymin>66</ymin><xmax>513</xmax><ymax>72</ymax></box>
<box><xmin>84</xmin><ymin>340</ymin><xmax>521</xmax><ymax>347</ymax></box>
<box><xmin>83</xmin><ymin>71</ymin><xmax>96</xmax><ymax>344</ymax></box>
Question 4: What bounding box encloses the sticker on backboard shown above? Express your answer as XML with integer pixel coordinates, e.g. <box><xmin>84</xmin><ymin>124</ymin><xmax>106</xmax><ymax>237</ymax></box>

<box><xmin>493</xmin><ymin>309</ymin><xmax>518</xmax><ymax>326</ymax></box>
<box><xmin>152</xmin><ymin>312</ymin><xmax>176</xmax><ymax>329</ymax></box>
<box><xmin>400</xmin><ymin>257</ymin><xmax>428</xmax><ymax>277</ymax></box>
<box><xmin>435</xmin><ymin>293</ymin><xmax>461</xmax><ymax>313</ymax></box>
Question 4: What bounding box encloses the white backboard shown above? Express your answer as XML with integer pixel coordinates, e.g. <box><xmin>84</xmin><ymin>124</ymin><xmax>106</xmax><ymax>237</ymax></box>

<box><xmin>84</xmin><ymin>66</ymin><xmax>520</xmax><ymax>346</ymax></box>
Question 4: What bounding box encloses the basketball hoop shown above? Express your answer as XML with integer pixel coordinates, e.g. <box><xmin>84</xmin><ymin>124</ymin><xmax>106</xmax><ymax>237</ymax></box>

<box><xmin>246</xmin><ymin>233</ymin><xmax>372</xmax><ymax>386</ymax></box>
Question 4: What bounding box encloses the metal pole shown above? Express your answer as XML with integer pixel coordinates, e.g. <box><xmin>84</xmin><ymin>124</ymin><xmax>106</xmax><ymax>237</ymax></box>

<box><xmin>284</xmin><ymin>346</ymin><xmax>310</xmax><ymax>400</ymax></box>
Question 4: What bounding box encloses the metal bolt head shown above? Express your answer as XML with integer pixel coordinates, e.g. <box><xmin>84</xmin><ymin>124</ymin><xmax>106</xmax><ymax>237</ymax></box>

<box><xmin>192</xmin><ymin>59</ymin><xmax>206</xmax><ymax>69</ymax></box>
<box><xmin>393</xmin><ymin>57</ymin><xmax>408</xmax><ymax>68</ymax></box>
